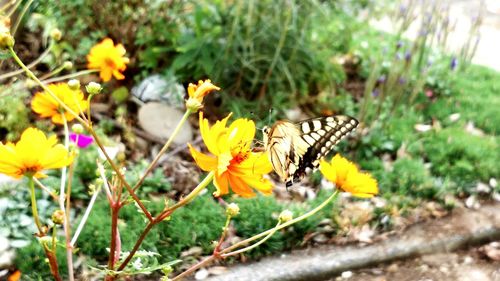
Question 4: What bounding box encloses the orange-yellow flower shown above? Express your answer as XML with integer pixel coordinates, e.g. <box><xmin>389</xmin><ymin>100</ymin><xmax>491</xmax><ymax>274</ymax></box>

<box><xmin>31</xmin><ymin>83</ymin><xmax>88</xmax><ymax>125</ymax></box>
<box><xmin>0</xmin><ymin>128</ymin><xmax>73</xmax><ymax>179</ymax></box>
<box><xmin>186</xmin><ymin>80</ymin><xmax>220</xmax><ymax>111</ymax></box>
<box><xmin>320</xmin><ymin>154</ymin><xmax>378</xmax><ymax>198</ymax></box>
<box><xmin>188</xmin><ymin>112</ymin><xmax>273</xmax><ymax>198</ymax></box>
<box><xmin>87</xmin><ymin>38</ymin><xmax>129</xmax><ymax>82</ymax></box>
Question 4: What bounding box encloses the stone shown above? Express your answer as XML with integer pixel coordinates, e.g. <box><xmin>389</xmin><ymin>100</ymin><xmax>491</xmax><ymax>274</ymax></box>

<box><xmin>131</xmin><ymin>74</ymin><xmax>185</xmax><ymax>108</ymax></box>
<box><xmin>138</xmin><ymin>102</ymin><xmax>193</xmax><ymax>145</ymax></box>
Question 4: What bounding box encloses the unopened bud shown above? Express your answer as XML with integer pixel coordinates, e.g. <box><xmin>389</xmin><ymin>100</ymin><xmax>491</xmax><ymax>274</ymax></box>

<box><xmin>71</xmin><ymin>123</ymin><xmax>84</xmax><ymax>134</ymax></box>
<box><xmin>63</xmin><ymin>61</ymin><xmax>73</xmax><ymax>70</ymax></box>
<box><xmin>51</xmin><ymin>210</ymin><xmax>65</xmax><ymax>225</ymax></box>
<box><xmin>0</xmin><ymin>25</ymin><xmax>14</xmax><ymax>49</ymax></box>
<box><xmin>185</xmin><ymin>97</ymin><xmax>203</xmax><ymax>112</ymax></box>
<box><xmin>50</xmin><ymin>28</ymin><xmax>62</xmax><ymax>41</ymax></box>
<box><xmin>226</xmin><ymin>203</ymin><xmax>240</xmax><ymax>217</ymax></box>
<box><xmin>86</xmin><ymin>82</ymin><xmax>102</xmax><ymax>95</ymax></box>
<box><xmin>67</xmin><ymin>79</ymin><xmax>80</xmax><ymax>90</ymax></box>
<box><xmin>279</xmin><ymin>210</ymin><xmax>293</xmax><ymax>222</ymax></box>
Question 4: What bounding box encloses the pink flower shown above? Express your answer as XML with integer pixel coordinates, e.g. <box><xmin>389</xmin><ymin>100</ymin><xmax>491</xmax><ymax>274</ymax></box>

<box><xmin>69</xmin><ymin>133</ymin><xmax>94</xmax><ymax>149</ymax></box>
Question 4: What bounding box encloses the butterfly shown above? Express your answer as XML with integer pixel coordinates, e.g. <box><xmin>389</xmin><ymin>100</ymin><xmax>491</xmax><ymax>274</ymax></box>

<box><xmin>262</xmin><ymin>115</ymin><xmax>359</xmax><ymax>187</ymax></box>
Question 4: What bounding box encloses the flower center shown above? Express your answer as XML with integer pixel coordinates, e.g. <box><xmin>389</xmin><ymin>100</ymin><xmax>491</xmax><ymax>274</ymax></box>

<box><xmin>104</xmin><ymin>57</ymin><xmax>116</xmax><ymax>69</ymax></box>
<box><xmin>231</xmin><ymin>142</ymin><xmax>250</xmax><ymax>164</ymax></box>
<box><xmin>19</xmin><ymin>165</ymin><xmax>41</xmax><ymax>177</ymax></box>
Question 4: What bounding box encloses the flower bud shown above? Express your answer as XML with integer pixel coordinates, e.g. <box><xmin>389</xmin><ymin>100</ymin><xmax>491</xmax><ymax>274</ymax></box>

<box><xmin>50</xmin><ymin>28</ymin><xmax>62</xmax><ymax>41</ymax></box>
<box><xmin>86</xmin><ymin>82</ymin><xmax>102</xmax><ymax>95</ymax></box>
<box><xmin>226</xmin><ymin>203</ymin><xmax>240</xmax><ymax>217</ymax></box>
<box><xmin>67</xmin><ymin>79</ymin><xmax>80</xmax><ymax>90</ymax></box>
<box><xmin>51</xmin><ymin>209</ymin><xmax>65</xmax><ymax>225</ymax></box>
<box><xmin>185</xmin><ymin>97</ymin><xmax>203</xmax><ymax>112</ymax></box>
<box><xmin>71</xmin><ymin>124</ymin><xmax>84</xmax><ymax>134</ymax></box>
<box><xmin>0</xmin><ymin>24</ymin><xmax>14</xmax><ymax>49</ymax></box>
<box><xmin>279</xmin><ymin>210</ymin><xmax>293</xmax><ymax>222</ymax></box>
<box><xmin>63</xmin><ymin>61</ymin><xmax>73</xmax><ymax>70</ymax></box>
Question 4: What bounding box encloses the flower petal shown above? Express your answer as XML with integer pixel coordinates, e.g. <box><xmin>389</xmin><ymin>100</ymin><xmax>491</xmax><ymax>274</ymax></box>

<box><xmin>188</xmin><ymin>143</ymin><xmax>217</xmax><ymax>172</ymax></box>
<box><xmin>213</xmin><ymin>172</ymin><xmax>229</xmax><ymax>197</ymax></box>
<box><xmin>341</xmin><ymin>172</ymin><xmax>379</xmax><ymax>198</ymax></box>
<box><xmin>228</xmin><ymin>172</ymin><xmax>255</xmax><ymax>198</ymax></box>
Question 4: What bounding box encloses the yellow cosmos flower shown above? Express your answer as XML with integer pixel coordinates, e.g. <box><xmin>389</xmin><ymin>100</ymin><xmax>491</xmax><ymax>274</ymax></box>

<box><xmin>87</xmin><ymin>38</ymin><xmax>129</xmax><ymax>82</ymax></box>
<box><xmin>320</xmin><ymin>154</ymin><xmax>378</xmax><ymax>198</ymax></box>
<box><xmin>0</xmin><ymin>128</ymin><xmax>73</xmax><ymax>179</ymax></box>
<box><xmin>188</xmin><ymin>112</ymin><xmax>273</xmax><ymax>198</ymax></box>
<box><xmin>185</xmin><ymin>80</ymin><xmax>220</xmax><ymax>111</ymax></box>
<box><xmin>31</xmin><ymin>83</ymin><xmax>88</xmax><ymax>125</ymax></box>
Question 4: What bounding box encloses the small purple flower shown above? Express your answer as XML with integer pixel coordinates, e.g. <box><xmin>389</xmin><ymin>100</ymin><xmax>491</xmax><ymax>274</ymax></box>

<box><xmin>377</xmin><ymin>75</ymin><xmax>386</xmax><ymax>84</ymax></box>
<box><xmin>404</xmin><ymin>51</ymin><xmax>412</xmax><ymax>62</ymax></box>
<box><xmin>372</xmin><ymin>89</ymin><xmax>380</xmax><ymax>97</ymax></box>
<box><xmin>70</xmin><ymin>133</ymin><xmax>94</xmax><ymax>149</ymax></box>
<box><xmin>396</xmin><ymin>41</ymin><xmax>404</xmax><ymax>50</ymax></box>
<box><xmin>398</xmin><ymin>77</ymin><xmax>406</xmax><ymax>85</ymax></box>
<box><xmin>450</xmin><ymin>57</ymin><xmax>458</xmax><ymax>70</ymax></box>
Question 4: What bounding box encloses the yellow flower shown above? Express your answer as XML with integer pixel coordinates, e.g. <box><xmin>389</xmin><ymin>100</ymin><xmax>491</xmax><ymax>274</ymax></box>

<box><xmin>0</xmin><ymin>128</ymin><xmax>73</xmax><ymax>179</ymax></box>
<box><xmin>185</xmin><ymin>80</ymin><xmax>220</xmax><ymax>111</ymax></box>
<box><xmin>31</xmin><ymin>83</ymin><xmax>88</xmax><ymax>125</ymax></box>
<box><xmin>188</xmin><ymin>112</ymin><xmax>273</xmax><ymax>198</ymax></box>
<box><xmin>320</xmin><ymin>154</ymin><xmax>378</xmax><ymax>198</ymax></box>
<box><xmin>87</xmin><ymin>38</ymin><xmax>129</xmax><ymax>82</ymax></box>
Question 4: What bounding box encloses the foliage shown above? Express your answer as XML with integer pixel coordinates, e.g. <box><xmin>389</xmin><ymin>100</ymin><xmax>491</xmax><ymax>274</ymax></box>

<box><xmin>425</xmin><ymin>65</ymin><xmax>500</xmax><ymax>134</ymax></box>
<box><xmin>0</xmin><ymin>83</ymin><xmax>30</xmax><ymax>141</ymax></box>
<box><xmin>15</xmin><ymin>240</ymin><xmax>68</xmax><ymax>279</ymax></box>
<box><xmin>168</xmin><ymin>0</ymin><xmax>352</xmax><ymax>112</ymax></box>
<box><xmin>409</xmin><ymin>128</ymin><xmax>499</xmax><ymax>190</ymax></box>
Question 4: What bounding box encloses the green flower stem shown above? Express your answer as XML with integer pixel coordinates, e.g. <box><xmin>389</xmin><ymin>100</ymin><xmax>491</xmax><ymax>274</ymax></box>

<box><xmin>33</xmin><ymin>178</ymin><xmax>59</xmax><ymax>201</ymax></box>
<box><xmin>28</xmin><ymin>177</ymin><xmax>43</xmax><ymax>233</ymax></box>
<box><xmin>0</xmin><ymin>42</ymin><xmax>53</xmax><ymax>81</ymax></box>
<box><xmin>11</xmin><ymin>0</ymin><xmax>33</xmax><ymax>35</ymax></box>
<box><xmin>172</xmin><ymin>190</ymin><xmax>340</xmax><ymax>281</ymax></box>
<box><xmin>41</xmin><ymin>69</ymin><xmax>98</xmax><ymax>84</ymax></box>
<box><xmin>132</xmin><ymin>109</ymin><xmax>193</xmax><ymax>192</ymax></box>
<box><xmin>10</xmin><ymin>46</ymin><xmax>153</xmax><ymax>222</ymax></box>
<box><xmin>222</xmin><ymin>190</ymin><xmax>339</xmax><ymax>254</ymax></box>
<box><xmin>221</xmin><ymin>220</ymin><xmax>282</xmax><ymax>258</ymax></box>
<box><xmin>213</xmin><ymin>214</ymin><xmax>233</xmax><ymax>254</ymax></box>
<box><xmin>8</xmin><ymin>47</ymin><xmax>86</xmax><ymax>124</ymax></box>
<box><xmin>88</xmin><ymin>129</ymin><xmax>153</xmax><ymax>222</ymax></box>
<box><xmin>114</xmin><ymin>171</ymin><xmax>215</xmax><ymax>275</ymax></box>
<box><xmin>159</xmin><ymin>171</ymin><xmax>215</xmax><ymax>218</ymax></box>
<box><xmin>39</xmin><ymin>63</ymin><xmax>67</xmax><ymax>81</ymax></box>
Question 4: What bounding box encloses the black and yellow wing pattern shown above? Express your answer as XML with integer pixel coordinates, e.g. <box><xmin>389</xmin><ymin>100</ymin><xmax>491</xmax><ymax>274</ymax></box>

<box><xmin>263</xmin><ymin>115</ymin><xmax>359</xmax><ymax>187</ymax></box>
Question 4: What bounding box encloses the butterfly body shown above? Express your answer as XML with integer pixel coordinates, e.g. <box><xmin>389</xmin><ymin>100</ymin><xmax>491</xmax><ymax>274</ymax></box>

<box><xmin>263</xmin><ymin>115</ymin><xmax>359</xmax><ymax>187</ymax></box>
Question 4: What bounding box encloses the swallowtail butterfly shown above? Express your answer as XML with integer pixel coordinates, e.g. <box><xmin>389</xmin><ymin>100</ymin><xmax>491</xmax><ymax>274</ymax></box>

<box><xmin>262</xmin><ymin>115</ymin><xmax>359</xmax><ymax>187</ymax></box>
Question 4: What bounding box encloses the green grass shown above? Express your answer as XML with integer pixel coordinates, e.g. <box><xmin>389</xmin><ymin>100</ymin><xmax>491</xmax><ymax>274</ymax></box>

<box><xmin>426</xmin><ymin>65</ymin><xmax>500</xmax><ymax>135</ymax></box>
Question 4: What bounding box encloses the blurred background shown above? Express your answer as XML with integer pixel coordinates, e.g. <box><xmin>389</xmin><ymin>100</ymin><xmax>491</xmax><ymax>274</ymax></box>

<box><xmin>0</xmin><ymin>0</ymin><xmax>499</xmax><ymax>280</ymax></box>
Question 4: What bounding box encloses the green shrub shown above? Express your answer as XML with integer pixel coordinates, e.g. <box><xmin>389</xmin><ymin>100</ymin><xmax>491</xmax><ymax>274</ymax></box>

<box><xmin>410</xmin><ymin>128</ymin><xmax>499</xmax><ymax>189</ymax></box>
<box><xmin>426</xmin><ymin>65</ymin><xmax>500</xmax><ymax>134</ymax></box>
<box><xmin>15</xmin><ymin>240</ymin><xmax>68</xmax><ymax>280</ymax></box>
<box><xmin>0</xmin><ymin>83</ymin><xmax>30</xmax><ymax>141</ymax></box>
<box><xmin>385</xmin><ymin>158</ymin><xmax>437</xmax><ymax>198</ymax></box>
<box><xmin>169</xmin><ymin>0</ymin><xmax>351</xmax><ymax>112</ymax></box>
<box><xmin>231</xmin><ymin>195</ymin><xmax>284</xmax><ymax>257</ymax></box>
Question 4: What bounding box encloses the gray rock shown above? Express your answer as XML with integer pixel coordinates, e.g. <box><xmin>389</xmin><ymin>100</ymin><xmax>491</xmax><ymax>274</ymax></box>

<box><xmin>131</xmin><ymin>74</ymin><xmax>185</xmax><ymax>108</ymax></box>
<box><xmin>138</xmin><ymin>102</ymin><xmax>193</xmax><ymax>145</ymax></box>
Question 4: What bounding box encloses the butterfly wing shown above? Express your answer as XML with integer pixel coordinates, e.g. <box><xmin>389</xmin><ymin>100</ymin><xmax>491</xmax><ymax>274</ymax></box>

<box><xmin>263</xmin><ymin>121</ymin><xmax>308</xmax><ymax>183</ymax></box>
<box><xmin>294</xmin><ymin>115</ymin><xmax>359</xmax><ymax>180</ymax></box>
<box><xmin>264</xmin><ymin>115</ymin><xmax>359</xmax><ymax>187</ymax></box>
